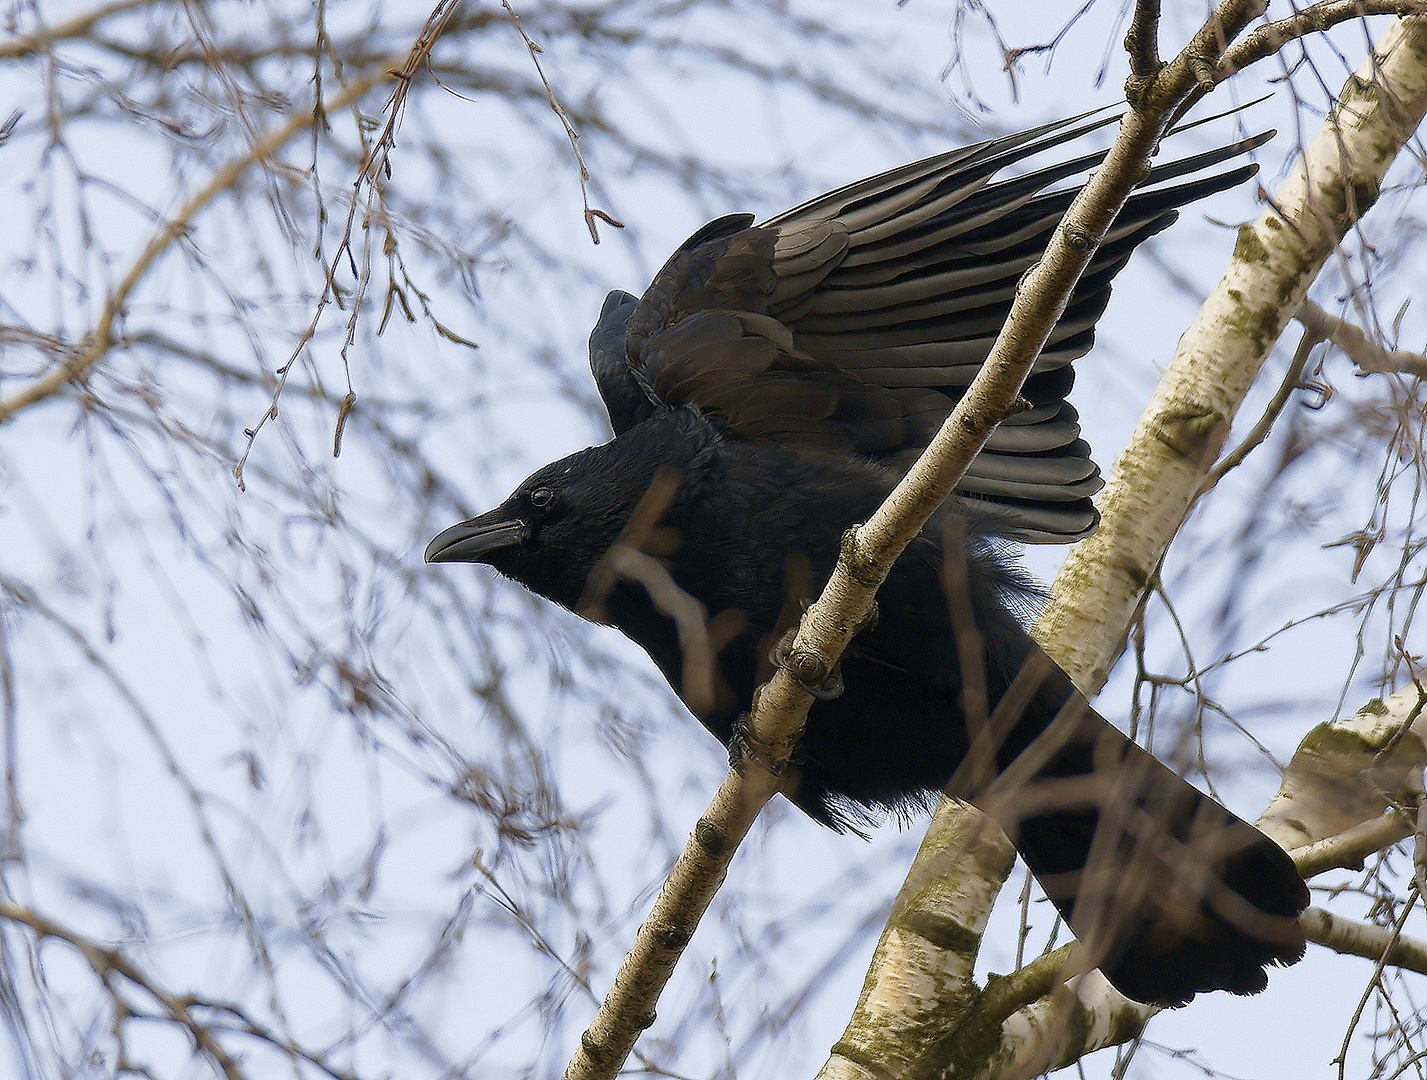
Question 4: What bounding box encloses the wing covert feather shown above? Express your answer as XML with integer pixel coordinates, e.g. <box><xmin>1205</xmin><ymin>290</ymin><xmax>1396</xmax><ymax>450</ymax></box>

<box><xmin>600</xmin><ymin>113</ymin><xmax>1269</xmax><ymax>541</ymax></box>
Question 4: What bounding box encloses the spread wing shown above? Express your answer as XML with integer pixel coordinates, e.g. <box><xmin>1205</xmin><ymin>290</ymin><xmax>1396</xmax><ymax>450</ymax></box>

<box><xmin>593</xmin><ymin>111</ymin><xmax>1269</xmax><ymax>542</ymax></box>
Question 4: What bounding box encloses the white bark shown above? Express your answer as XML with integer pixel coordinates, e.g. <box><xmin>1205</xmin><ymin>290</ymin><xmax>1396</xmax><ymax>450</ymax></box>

<box><xmin>1258</xmin><ymin>682</ymin><xmax>1427</xmax><ymax>852</ymax></box>
<box><xmin>824</xmin><ymin>17</ymin><xmax>1427</xmax><ymax>1080</ymax></box>
<box><xmin>969</xmin><ymin>971</ymin><xmax>1151</xmax><ymax>1080</ymax></box>
<box><xmin>1300</xmin><ymin>906</ymin><xmax>1427</xmax><ymax>974</ymax></box>
<box><xmin>1036</xmin><ymin>15</ymin><xmax>1427</xmax><ymax>693</ymax></box>
<box><xmin>816</xmin><ymin>807</ymin><xmax>1015</xmax><ymax>1080</ymax></box>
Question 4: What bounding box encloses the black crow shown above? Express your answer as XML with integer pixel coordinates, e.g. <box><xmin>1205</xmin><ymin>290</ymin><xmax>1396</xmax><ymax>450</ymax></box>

<box><xmin>426</xmin><ymin>113</ymin><xmax>1309</xmax><ymax>1007</ymax></box>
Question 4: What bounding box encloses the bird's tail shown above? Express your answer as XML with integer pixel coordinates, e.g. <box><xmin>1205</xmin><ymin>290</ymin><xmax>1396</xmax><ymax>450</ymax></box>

<box><xmin>966</xmin><ymin>654</ymin><xmax>1308</xmax><ymax>1007</ymax></box>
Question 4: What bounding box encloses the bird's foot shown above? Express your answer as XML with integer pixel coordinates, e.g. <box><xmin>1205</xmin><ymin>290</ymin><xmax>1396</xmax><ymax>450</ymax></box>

<box><xmin>768</xmin><ymin>626</ymin><xmax>850</xmax><ymax>700</ymax></box>
<box><xmin>728</xmin><ymin>713</ymin><xmax>805</xmax><ymax>776</ymax></box>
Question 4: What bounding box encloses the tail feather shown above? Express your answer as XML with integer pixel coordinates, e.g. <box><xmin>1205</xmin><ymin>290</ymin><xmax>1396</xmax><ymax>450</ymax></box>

<box><xmin>977</xmin><ymin>700</ymin><xmax>1308</xmax><ymax>1007</ymax></box>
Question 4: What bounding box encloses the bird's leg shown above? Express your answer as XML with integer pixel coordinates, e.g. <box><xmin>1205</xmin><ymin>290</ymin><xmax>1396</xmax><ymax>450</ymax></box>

<box><xmin>732</xmin><ymin>599</ymin><xmax>881</xmax><ymax>778</ymax></box>
<box><xmin>770</xmin><ymin>629</ymin><xmax>844</xmax><ymax>700</ymax></box>
<box><xmin>728</xmin><ymin>712</ymin><xmax>806</xmax><ymax>775</ymax></box>
<box><xmin>766</xmin><ymin>600</ymin><xmax>878</xmax><ymax>701</ymax></box>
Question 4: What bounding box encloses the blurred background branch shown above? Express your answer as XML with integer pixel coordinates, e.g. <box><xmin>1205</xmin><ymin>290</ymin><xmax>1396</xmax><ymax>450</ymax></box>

<box><xmin>4</xmin><ymin>2</ymin><xmax>1427</xmax><ymax>1079</ymax></box>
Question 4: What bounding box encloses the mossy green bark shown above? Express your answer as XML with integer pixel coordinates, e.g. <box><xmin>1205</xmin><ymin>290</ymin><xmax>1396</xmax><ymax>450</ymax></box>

<box><xmin>1258</xmin><ymin>682</ymin><xmax>1427</xmax><ymax>850</ymax></box>
<box><xmin>821</xmin><ymin>806</ymin><xmax>1015</xmax><ymax>1080</ymax></box>
<box><xmin>1038</xmin><ymin>15</ymin><xmax>1427</xmax><ymax>694</ymax></box>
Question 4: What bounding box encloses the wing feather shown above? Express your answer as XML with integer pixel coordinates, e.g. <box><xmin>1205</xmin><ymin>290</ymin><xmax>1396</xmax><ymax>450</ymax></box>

<box><xmin>597</xmin><ymin>112</ymin><xmax>1270</xmax><ymax>541</ymax></box>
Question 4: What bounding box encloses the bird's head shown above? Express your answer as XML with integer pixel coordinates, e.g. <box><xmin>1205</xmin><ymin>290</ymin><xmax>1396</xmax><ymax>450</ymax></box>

<box><xmin>425</xmin><ymin>410</ymin><xmax>718</xmax><ymax>611</ymax></box>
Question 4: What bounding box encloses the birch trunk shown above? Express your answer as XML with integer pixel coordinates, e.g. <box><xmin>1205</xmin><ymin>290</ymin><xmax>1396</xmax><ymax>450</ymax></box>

<box><xmin>819</xmin><ymin>16</ymin><xmax>1427</xmax><ymax>1080</ymax></box>
<box><xmin>1035</xmin><ymin>16</ymin><xmax>1427</xmax><ymax>692</ymax></box>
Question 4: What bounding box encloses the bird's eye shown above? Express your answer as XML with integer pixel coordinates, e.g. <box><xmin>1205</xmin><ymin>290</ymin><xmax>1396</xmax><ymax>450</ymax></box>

<box><xmin>529</xmin><ymin>487</ymin><xmax>555</xmax><ymax>509</ymax></box>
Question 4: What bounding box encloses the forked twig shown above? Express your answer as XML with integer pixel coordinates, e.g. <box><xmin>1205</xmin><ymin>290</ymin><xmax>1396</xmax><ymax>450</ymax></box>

<box><xmin>234</xmin><ymin>0</ymin><xmax>463</xmax><ymax>489</ymax></box>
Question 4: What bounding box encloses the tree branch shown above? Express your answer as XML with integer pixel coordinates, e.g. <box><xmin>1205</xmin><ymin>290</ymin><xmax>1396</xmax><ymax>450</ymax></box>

<box><xmin>949</xmin><ymin>800</ymin><xmax>1427</xmax><ymax>1078</ymax></box>
<box><xmin>969</xmin><ymin>970</ymin><xmax>1151</xmax><ymax>1080</ymax></box>
<box><xmin>0</xmin><ymin>62</ymin><xmax>394</xmax><ymax>427</ymax></box>
<box><xmin>0</xmin><ymin>901</ymin><xmax>357</xmax><ymax>1080</ymax></box>
<box><xmin>1221</xmin><ymin>1</ymin><xmax>1427</xmax><ymax>81</ymax></box>
<box><xmin>1038</xmin><ymin>15</ymin><xmax>1427</xmax><ymax>692</ymax></box>
<box><xmin>1294</xmin><ymin>812</ymin><xmax>1417</xmax><ymax>877</ymax></box>
<box><xmin>1124</xmin><ymin>0</ymin><xmax>1164</xmax><ymax>106</ymax></box>
<box><xmin>233</xmin><ymin>2</ymin><xmax>462</xmax><ymax>487</ymax></box>
<box><xmin>821</xmin><ymin>16</ymin><xmax>1427</xmax><ymax>1080</ymax></box>
<box><xmin>814</xmin><ymin>807</ymin><xmax>1015</xmax><ymax>1080</ymax></box>
<box><xmin>1302</xmin><ymin>906</ymin><xmax>1427</xmax><ymax>974</ymax></box>
<box><xmin>566</xmin><ymin>41</ymin><xmax>1199</xmax><ymax>1080</ymax></box>
<box><xmin>1297</xmin><ymin>298</ymin><xmax>1427</xmax><ymax>378</ymax></box>
<box><xmin>964</xmin><ymin>673</ymin><xmax>1427</xmax><ymax>1071</ymax></box>
<box><xmin>1259</xmin><ymin>681</ymin><xmax>1427</xmax><ymax>852</ymax></box>
<box><xmin>0</xmin><ymin>0</ymin><xmax>160</xmax><ymax>60</ymax></box>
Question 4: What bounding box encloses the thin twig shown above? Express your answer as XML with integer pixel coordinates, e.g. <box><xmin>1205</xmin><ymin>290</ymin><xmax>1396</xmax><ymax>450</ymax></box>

<box><xmin>0</xmin><ymin>901</ymin><xmax>358</xmax><ymax>1080</ymax></box>
<box><xmin>1198</xmin><ymin>322</ymin><xmax>1325</xmax><ymax>496</ymax></box>
<box><xmin>1336</xmin><ymin>890</ymin><xmax>1419</xmax><ymax>1080</ymax></box>
<box><xmin>501</xmin><ymin>0</ymin><xmax>624</xmax><ymax>244</ymax></box>
<box><xmin>0</xmin><ymin>0</ymin><xmax>158</xmax><ymax>60</ymax></box>
<box><xmin>0</xmin><ymin>67</ymin><xmax>391</xmax><ymax>430</ymax></box>
<box><xmin>233</xmin><ymin>1</ymin><xmax>463</xmax><ymax>488</ymax></box>
<box><xmin>1298</xmin><ymin>298</ymin><xmax>1427</xmax><ymax>379</ymax></box>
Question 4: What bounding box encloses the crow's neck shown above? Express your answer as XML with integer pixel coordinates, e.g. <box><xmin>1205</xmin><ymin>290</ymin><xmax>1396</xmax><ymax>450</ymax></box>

<box><xmin>600</xmin><ymin>442</ymin><xmax>897</xmax><ymax>665</ymax></box>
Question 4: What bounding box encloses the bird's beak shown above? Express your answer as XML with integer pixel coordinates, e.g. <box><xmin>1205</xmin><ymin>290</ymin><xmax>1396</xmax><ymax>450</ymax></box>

<box><xmin>424</xmin><ymin>511</ymin><xmax>530</xmax><ymax>563</ymax></box>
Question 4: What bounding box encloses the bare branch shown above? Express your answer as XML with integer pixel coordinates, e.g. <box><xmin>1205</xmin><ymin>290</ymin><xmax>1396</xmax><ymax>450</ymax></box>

<box><xmin>1038</xmin><ymin>15</ymin><xmax>1427</xmax><ymax>692</ymax></box>
<box><xmin>1136</xmin><ymin>0</ymin><xmax>1271</xmax><ymax>108</ymax></box>
<box><xmin>0</xmin><ymin>901</ymin><xmax>358</xmax><ymax>1080</ymax></box>
<box><xmin>1293</xmin><ymin>812</ymin><xmax>1417</xmax><ymax>877</ymax></box>
<box><xmin>814</xmin><ymin>807</ymin><xmax>1014</xmax><ymax>1080</ymax></box>
<box><xmin>944</xmin><ymin>805</ymin><xmax>1427</xmax><ymax>1077</ymax></box>
<box><xmin>0</xmin><ymin>66</ymin><xmax>392</xmax><ymax>427</ymax></box>
<box><xmin>0</xmin><ymin>0</ymin><xmax>160</xmax><ymax>60</ymax></box>
<box><xmin>1298</xmin><ymin>298</ymin><xmax>1427</xmax><ymax>378</ymax></box>
<box><xmin>968</xmin><ymin>970</ymin><xmax>1152</xmax><ymax>1080</ymax></box>
<box><xmin>1259</xmin><ymin>681</ymin><xmax>1427</xmax><ymax>853</ymax></box>
<box><xmin>1302</xmin><ymin>906</ymin><xmax>1427</xmax><ymax>974</ymax></box>
<box><xmin>501</xmin><ymin>0</ymin><xmax>624</xmax><ymax>244</ymax></box>
<box><xmin>1221</xmin><ymin>2</ymin><xmax>1427</xmax><ymax>81</ymax></box>
<box><xmin>1124</xmin><ymin>0</ymin><xmax>1164</xmax><ymax>105</ymax></box>
<box><xmin>233</xmin><ymin>3</ymin><xmax>460</xmax><ymax>488</ymax></box>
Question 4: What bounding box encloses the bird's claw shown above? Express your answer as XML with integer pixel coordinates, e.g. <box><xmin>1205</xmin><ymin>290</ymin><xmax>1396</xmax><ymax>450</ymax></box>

<box><xmin>803</xmin><ymin>665</ymin><xmax>844</xmax><ymax>700</ymax></box>
<box><xmin>728</xmin><ymin>714</ymin><xmax>803</xmax><ymax>776</ymax></box>
<box><xmin>726</xmin><ymin>716</ymin><xmax>760</xmax><ymax>774</ymax></box>
<box><xmin>769</xmin><ymin>627</ymin><xmax>845</xmax><ymax>700</ymax></box>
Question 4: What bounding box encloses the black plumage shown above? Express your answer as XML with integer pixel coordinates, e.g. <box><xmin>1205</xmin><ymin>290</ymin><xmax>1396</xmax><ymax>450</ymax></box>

<box><xmin>426</xmin><ymin>114</ymin><xmax>1308</xmax><ymax>1007</ymax></box>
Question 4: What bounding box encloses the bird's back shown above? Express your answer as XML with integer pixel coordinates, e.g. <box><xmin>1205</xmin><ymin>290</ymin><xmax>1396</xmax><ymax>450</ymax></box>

<box><xmin>606</xmin><ymin>433</ymin><xmax>1308</xmax><ymax>1005</ymax></box>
